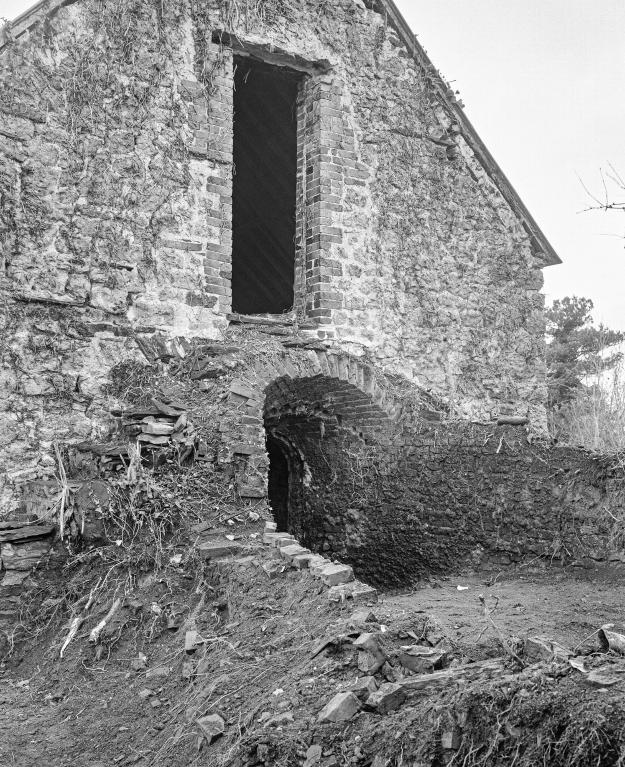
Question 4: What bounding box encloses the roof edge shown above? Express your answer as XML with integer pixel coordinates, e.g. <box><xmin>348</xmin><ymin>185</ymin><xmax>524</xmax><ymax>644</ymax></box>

<box><xmin>371</xmin><ymin>0</ymin><xmax>561</xmax><ymax>267</ymax></box>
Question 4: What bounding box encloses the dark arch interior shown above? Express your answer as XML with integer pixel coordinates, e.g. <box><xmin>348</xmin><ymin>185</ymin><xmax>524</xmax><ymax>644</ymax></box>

<box><xmin>231</xmin><ymin>56</ymin><xmax>301</xmax><ymax>315</ymax></box>
<box><xmin>266</xmin><ymin>435</ymin><xmax>291</xmax><ymax>532</ymax></box>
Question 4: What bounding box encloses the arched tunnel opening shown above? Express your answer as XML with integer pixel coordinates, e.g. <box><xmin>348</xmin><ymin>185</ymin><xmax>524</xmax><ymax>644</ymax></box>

<box><xmin>263</xmin><ymin>374</ymin><xmax>397</xmax><ymax>587</ymax></box>
<box><xmin>266</xmin><ymin>435</ymin><xmax>291</xmax><ymax>533</ymax></box>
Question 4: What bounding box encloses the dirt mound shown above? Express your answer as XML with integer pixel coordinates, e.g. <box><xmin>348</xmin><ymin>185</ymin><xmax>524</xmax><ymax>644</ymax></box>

<box><xmin>3</xmin><ymin>517</ymin><xmax>625</xmax><ymax>767</ymax></box>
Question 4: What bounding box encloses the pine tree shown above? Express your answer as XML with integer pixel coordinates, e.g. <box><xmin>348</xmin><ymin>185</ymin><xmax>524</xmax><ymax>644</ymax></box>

<box><xmin>546</xmin><ymin>296</ymin><xmax>624</xmax><ymax>409</ymax></box>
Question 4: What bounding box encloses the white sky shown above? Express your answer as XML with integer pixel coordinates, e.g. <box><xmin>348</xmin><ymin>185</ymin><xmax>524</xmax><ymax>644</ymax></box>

<box><xmin>4</xmin><ymin>0</ymin><xmax>625</xmax><ymax>330</ymax></box>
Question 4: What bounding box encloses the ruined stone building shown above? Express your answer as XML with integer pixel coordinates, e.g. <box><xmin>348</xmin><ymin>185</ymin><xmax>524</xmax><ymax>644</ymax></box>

<box><xmin>3</xmin><ymin>0</ymin><xmax>621</xmax><ymax>585</ymax></box>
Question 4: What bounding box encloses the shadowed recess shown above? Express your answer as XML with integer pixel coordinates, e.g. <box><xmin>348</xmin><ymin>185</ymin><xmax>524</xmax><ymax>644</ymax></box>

<box><xmin>231</xmin><ymin>56</ymin><xmax>301</xmax><ymax>315</ymax></box>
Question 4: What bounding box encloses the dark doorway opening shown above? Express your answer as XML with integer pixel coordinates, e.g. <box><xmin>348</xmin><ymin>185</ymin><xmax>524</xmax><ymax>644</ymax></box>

<box><xmin>232</xmin><ymin>56</ymin><xmax>300</xmax><ymax>315</ymax></box>
<box><xmin>267</xmin><ymin>435</ymin><xmax>291</xmax><ymax>532</ymax></box>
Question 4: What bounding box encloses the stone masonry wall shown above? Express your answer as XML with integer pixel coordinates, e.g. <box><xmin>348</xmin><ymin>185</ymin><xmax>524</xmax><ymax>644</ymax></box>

<box><xmin>268</xmin><ymin>416</ymin><xmax>625</xmax><ymax>589</ymax></box>
<box><xmin>1</xmin><ymin>0</ymin><xmax>550</xmax><ymax>511</ymax></box>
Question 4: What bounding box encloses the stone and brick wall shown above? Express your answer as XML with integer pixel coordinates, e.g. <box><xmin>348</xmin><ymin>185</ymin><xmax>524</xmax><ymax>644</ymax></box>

<box><xmin>266</xmin><ymin>413</ymin><xmax>625</xmax><ymax>589</ymax></box>
<box><xmin>0</xmin><ymin>0</ymin><xmax>557</xmax><ymax>511</ymax></box>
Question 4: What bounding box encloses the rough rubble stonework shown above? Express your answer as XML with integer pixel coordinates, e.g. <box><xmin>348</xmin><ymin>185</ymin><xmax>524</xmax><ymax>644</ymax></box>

<box><xmin>0</xmin><ymin>0</ymin><xmax>557</xmax><ymax>514</ymax></box>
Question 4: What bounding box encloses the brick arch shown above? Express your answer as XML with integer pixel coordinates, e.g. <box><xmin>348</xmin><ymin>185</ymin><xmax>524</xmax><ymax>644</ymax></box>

<box><xmin>224</xmin><ymin>349</ymin><xmax>411</xmax><ymax>501</ymax></box>
<box><xmin>263</xmin><ymin>373</ymin><xmax>391</xmax><ymax>441</ymax></box>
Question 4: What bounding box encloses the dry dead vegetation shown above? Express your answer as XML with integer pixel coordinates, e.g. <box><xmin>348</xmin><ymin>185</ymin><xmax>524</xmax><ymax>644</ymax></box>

<box><xmin>2</xmin><ymin>339</ymin><xmax>625</xmax><ymax>766</ymax></box>
<box><xmin>3</xmin><ymin>491</ymin><xmax>625</xmax><ymax>767</ymax></box>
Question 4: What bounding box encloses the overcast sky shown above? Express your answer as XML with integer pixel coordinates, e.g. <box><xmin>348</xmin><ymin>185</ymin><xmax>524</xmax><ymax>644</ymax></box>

<box><xmin>4</xmin><ymin>0</ymin><xmax>625</xmax><ymax>330</ymax></box>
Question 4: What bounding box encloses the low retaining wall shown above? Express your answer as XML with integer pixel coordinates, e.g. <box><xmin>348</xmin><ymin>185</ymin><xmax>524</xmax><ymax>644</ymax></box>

<box><xmin>274</xmin><ymin>420</ymin><xmax>625</xmax><ymax>588</ymax></box>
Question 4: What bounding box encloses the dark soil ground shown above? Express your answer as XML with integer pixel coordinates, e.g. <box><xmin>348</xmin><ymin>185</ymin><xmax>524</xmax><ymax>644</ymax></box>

<box><xmin>390</xmin><ymin>568</ymin><xmax>625</xmax><ymax>650</ymax></box>
<box><xmin>2</xmin><ymin>548</ymin><xmax>625</xmax><ymax>767</ymax></box>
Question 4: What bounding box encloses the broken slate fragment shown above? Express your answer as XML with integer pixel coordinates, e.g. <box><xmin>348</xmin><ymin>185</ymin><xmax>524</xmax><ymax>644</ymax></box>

<box><xmin>317</xmin><ymin>691</ymin><xmax>361</xmax><ymax>723</ymax></box>
<box><xmin>523</xmin><ymin>636</ymin><xmax>571</xmax><ymax>663</ymax></box>
<box><xmin>584</xmin><ymin>667</ymin><xmax>625</xmax><ymax>688</ymax></box>
<box><xmin>146</xmin><ymin>666</ymin><xmax>170</xmax><ymax>679</ymax></box>
<box><xmin>137</xmin><ymin>688</ymin><xmax>153</xmax><ymax>700</ymax></box>
<box><xmin>197</xmin><ymin>713</ymin><xmax>225</xmax><ymax>744</ymax></box>
<box><xmin>441</xmin><ymin>728</ymin><xmax>462</xmax><ymax>750</ymax></box>
<box><xmin>350</xmin><ymin>609</ymin><xmax>378</xmax><ymax>625</ymax></box>
<box><xmin>327</xmin><ymin>581</ymin><xmax>378</xmax><ymax>603</ymax></box>
<box><xmin>353</xmin><ymin>633</ymin><xmax>387</xmax><ymax>674</ymax></box>
<box><xmin>130</xmin><ymin>653</ymin><xmax>148</xmax><ymax>671</ymax></box>
<box><xmin>599</xmin><ymin>625</ymin><xmax>625</xmax><ymax>655</ymax></box>
<box><xmin>365</xmin><ymin>682</ymin><xmax>406</xmax><ymax>714</ymax></box>
<box><xmin>399</xmin><ymin>645</ymin><xmax>447</xmax><ymax>673</ymax></box>
<box><xmin>348</xmin><ymin>675</ymin><xmax>378</xmax><ymax>701</ymax></box>
<box><xmin>263</xmin><ymin>711</ymin><xmax>294</xmax><ymax>728</ymax></box>
<box><xmin>185</xmin><ymin>630</ymin><xmax>202</xmax><ymax>654</ymax></box>
<box><xmin>303</xmin><ymin>744</ymin><xmax>323</xmax><ymax>767</ymax></box>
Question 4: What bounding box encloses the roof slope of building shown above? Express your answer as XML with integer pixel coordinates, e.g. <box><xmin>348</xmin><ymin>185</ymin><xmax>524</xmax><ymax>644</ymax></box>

<box><xmin>1</xmin><ymin>0</ymin><xmax>560</xmax><ymax>265</ymax></box>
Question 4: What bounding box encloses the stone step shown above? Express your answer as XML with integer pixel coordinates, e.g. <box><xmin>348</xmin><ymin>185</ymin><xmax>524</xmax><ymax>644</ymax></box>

<box><xmin>318</xmin><ymin>563</ymin><xmax>354</xmax><ymax>587</ymax></box>
<box><xmin>196</xmin><ymin>539</ymin><xmax>242</xmax><ymax>560</ymax></box>
<box><xmin>279</xmin><ymin>544</ymin><xmax>311</xmax><ymax>562</ymax></box>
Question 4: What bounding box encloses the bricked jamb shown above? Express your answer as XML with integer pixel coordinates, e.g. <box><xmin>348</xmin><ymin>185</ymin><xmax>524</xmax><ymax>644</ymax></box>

<box><xmin>197</xmin><ymin>44</ymin><xmax>234</xmax><ymax>314</ymax></box>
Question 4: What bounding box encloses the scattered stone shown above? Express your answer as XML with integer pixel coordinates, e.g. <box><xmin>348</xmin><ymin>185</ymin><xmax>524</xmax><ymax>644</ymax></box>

<box><xmin>292</xmin><ymin>553</ymin><xmax>315</xmax><ymax>569</ymax></box>
<box><xmin>185</xmin><ymin>630</ymin><xmax>201</xmax><ymax>654</ymax></box>
<box><xmin>569</xmin><ymin>657</ymin><xmax>588</xmax><ymax>673</ymax></box>
<box><xmin>130</xmin><ymin>653</ymin><xmax>148</xmax><ymax>671</ymax></box>
<box><xmin>348</xmin><ymin>676</ymin><xmax>378</xmax><ymax>701</ymax></box>
<box><xmin>366</xmin><ymin>682</ymin><xmax>406</xmax><ymax>714</ymax></box>
<box><xmin>0</xmin><ymin>570</ymin><xmax>30</xmax><ymax>596</ymax></box>
<box><xmin>261</xmin><ymin>560</ymin><xmax>285</xmax><ymax>578</ymax></box>
<box><xmin>229</xmin><ymin>380</ymin><xmax>257</xmax><ymax>399</ymax></box>
<box><xmin>353</xmin><ymin>633</ymin><xmax>387</xmax><ymax>674</ymax></box>
<box><xmin>197</xmin><ymin>714</ymin><xmax>226</xmax><ymax>744</ymax></box>
<box><xmin>584</xmin><ymin>667</ymin><xmax>625</xmax><ymax>688</ymax></box>
<box><xmin>273</xmin><ymin>535</ymin><xmax>297</xmax><ymax>548</ymax></box>
<box><xmin>263</xmin><ymin>711</ymin><xmax>294</xmax><ymax>728</ymax></box>
<box><xmin>350</xmin><ymin>609</ymin><xmax>377</xmax><ymax>625</ymax></box>
<box><xmin>141</xmin><ymin>422</ymin><xmax>174</xmax><ymax>436</ymax></box>
<box><xmin>327</xmin><ymin>582</ymin><xmax>378</xmax><ymax>603</ymax></box>
<box><xmin>303</xmin><ymin>744</ymin><xmax>323</xmax><ymax>766</ymax></box>
<box><xmin>137</xmin><ymin>688</ymin><xmax>153</xmax><ymax>700</ymax></box>
<box><xmin>523</xmin><ymin>636</ymin><xmax>571</xmax><ymax>663</ymax></box>
<box><xmin>167</xmin><ymin>610</ymin><xmax>184</xmax><ymax>630</ymax></box>
<box><xmin>197</xmin><ymin>539</ymin><xmax>242</xmax><ymax>560</ymax></box>
<box><xmin>0</xmin><ymin>525</ymin><xmax>55</xmax><ymax>543</ymax></box>
<box><xmin>191</xmin><ymin>521</ymin><xmax>214</xmax><ymax>535</ymax></box>
<box><xmin>146</xmin><ymin>666</ymin><xmax>170</xmax><ymax>679</ymax></box>
<box><xmin>400</xmin><ymin>659</ymin><xmax>504</xmax><ymax>692</ymax></box>
<box><xmin>318</xmin><ymin>563</ymin><xmax>354</xmax><ymax>587</ymax></box>
<box><xmin>599</xmin><ymin>625</ymin><xmax>625</xmax><ymax>655</ymax></box>
<box><xmin>317</xmin><ymin>692</ymin><xmax>361</xmax><ymax>723</ymax></box>
<box><xmin>1</xmin><ymin>540</ymin><xmax>52</xmax><ymax>570</ymax></box>
<box><xmin>279</xmin><ymin>544</ymin><xmax>311</xmax><ymax>562</ymax></box>
<box><xmin>181</xmin><ymin>661</ymin><xmax>195</xmax><ymax>680</ymax></box>
<box><xmin>399</xmin><ymin>645</ymin><xmax>447</xmax><ymax>673</ymax></box>
<box><xmin>150</xmin><ymin>698</ymin><xmax>162</xmax><ymax>708</ymax></box>
<box><xmin>310</xmin><ymin>634</ymin><xmax>355</xmax><ymax>659</ymax></box>
<box><xmin>441</xmin><ymin>729</ymin><xmax>462</xmax><ymax>750</ymax></box>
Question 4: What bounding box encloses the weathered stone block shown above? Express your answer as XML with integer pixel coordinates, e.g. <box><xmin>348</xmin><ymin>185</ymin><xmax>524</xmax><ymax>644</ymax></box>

<box><xmin>317</xmin><ymin>691</ymin><xmax>360</xmax><ymax>723</ymax></box>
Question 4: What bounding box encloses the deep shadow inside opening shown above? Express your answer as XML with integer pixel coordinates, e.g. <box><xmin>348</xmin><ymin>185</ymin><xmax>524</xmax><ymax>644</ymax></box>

<box><xmin>232</xmin><ymin>56</ymin><xmax>301</xmax><ymax>315</ymax></box>
<box><xmin>267</xmin><ymin>435</ymin><xmax>290</xmax><ymax>532</ymax></box>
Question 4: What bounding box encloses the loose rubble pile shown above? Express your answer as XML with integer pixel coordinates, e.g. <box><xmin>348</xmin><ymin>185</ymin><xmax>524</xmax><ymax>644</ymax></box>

<box><xmin>4</xmin><ymin>507</ymin><xmax>625</xmax><ymax>767</ymax></box>
<box><xmin>0</xmin><ymin>521</ymin><xmax>55</xmax><ymax>636</ymax></box>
